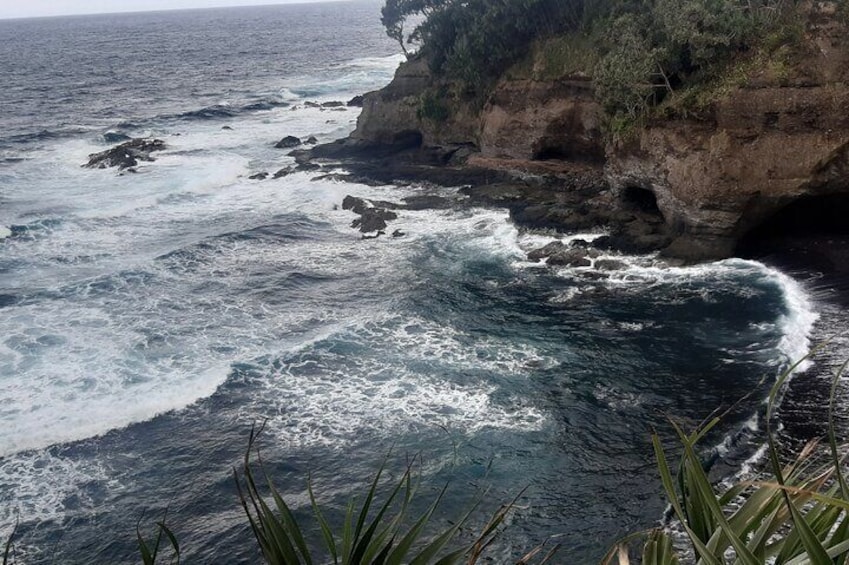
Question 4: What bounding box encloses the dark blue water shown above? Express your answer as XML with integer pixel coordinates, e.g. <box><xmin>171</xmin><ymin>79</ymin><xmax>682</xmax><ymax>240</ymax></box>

<box><xmin>0</xmin><ymin>2</ymin><xmax>832</xmax><ymax>563</ymax></box>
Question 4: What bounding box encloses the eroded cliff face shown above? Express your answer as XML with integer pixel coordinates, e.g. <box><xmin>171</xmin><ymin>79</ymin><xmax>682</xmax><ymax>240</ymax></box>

<box><xmin>351</xmin><ymin>57</ymin><xmax>604</xmax><ymax>167</ymax></box>
<box><xmin>347</xmin><ymin>2</ymin><xmax>849</xmax><ymax>261</ymax></box>
<box><xmin>607</xmin><ymin>1</ymin><xmax>849</xmax><ymax>260</ymax></box>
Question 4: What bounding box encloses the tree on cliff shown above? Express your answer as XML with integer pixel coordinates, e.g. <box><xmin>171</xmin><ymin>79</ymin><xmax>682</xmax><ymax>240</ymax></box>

<box><xmin>380</xmin><ymin>0</ymin><xmax>798</xmax><ymax>116</ymax></box>
<box><xmin>381</xmin><ymin>0</ymin><xmax>590</xmax><ymax>89</ymax></box>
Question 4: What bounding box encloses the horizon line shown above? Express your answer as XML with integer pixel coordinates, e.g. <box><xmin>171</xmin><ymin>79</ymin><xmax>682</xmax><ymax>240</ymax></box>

<box><xmin>0</xmin><ymin>0</ymin><xmax>359</xmax><ymax>22</ymax></box>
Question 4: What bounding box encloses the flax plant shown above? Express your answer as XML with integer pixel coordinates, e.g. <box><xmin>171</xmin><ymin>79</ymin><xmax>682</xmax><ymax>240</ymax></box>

<box><xmin>236</xmin><ymin>423</ymin><xmax>559</xmax><ymax>565</ymax></box>
<box><xmin>605</xmin><ymin>353</ymin><xmax>849</xmax><ymax>564</ymax></box>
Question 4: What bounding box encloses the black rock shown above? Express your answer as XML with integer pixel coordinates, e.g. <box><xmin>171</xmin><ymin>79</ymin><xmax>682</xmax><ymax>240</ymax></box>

<box><xmin>402</xmin><ymin>195</ymin><xmax>451</xmax><ymax>210</ymax></box>
<box><xmin>222</xmin><ymin>125</ymin><xmax>233</xmax><ymax>131</ymax></box>
<box><xmin>352</xmin><ymin>208</ymin><xmax>398</xmax><ymax>233</ymax></box>
<box><xmin>342</xmin><ymin>195</ymin><xmax>400</xmax><ymax>214</ymax></box>
<box><xmin>595</xmin><ymin>259</ymin><xmax>627</xmax><ymax>271</ymax></box>
<box><xmin>392</xmin><ymin>229</ymin><xmax>406</xmax><ymax>238</ymax></box>
<box><xmin>547</xmin><ymin>250</ymin><xmax>592</xmax><ymax>267</ymax></box>
<box><xmin>275</xmin><ymin>136</ymin><xmax>302</xmax><ymax>149</ymax></box>
<box><xmin>273</xmin><ymin>167</ymin><xmax>294</xmax><ymax>179</ymax></box>
<box><xmin>347</xmin><ymin>95</ymin><xmax>364</xmax><ymax>107</ymax></box>
<box><xmin>305</xmin><ymin>136</ymin><xmax>318</xmax><ymax>145</ymax></box>
<box><xmin>527</xmin><ymin>241</ymin><xmax>566</xmax><ymax>261</ymax></box>
<box><xmin>321</xmin><ymin>101</ymin><xmax>345</xmax><ymax>108</ymax></box>
<box><xmin>304</xmin><ymin>101</ymin><xmax>321</xmax><ymax>108</ymax></box>
<box><xmin>249</xmin><ymin>172</ymin><xmax>269</xmax><ymax>180</ymax></box>
<box><xmin>84</xmin><ymin>138</ymin><xmax>166</xmax><ymax>170</ymax></box>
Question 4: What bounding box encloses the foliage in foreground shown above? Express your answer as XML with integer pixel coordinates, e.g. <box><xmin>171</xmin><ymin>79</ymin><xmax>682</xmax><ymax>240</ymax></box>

<box><xmin>606</xmin><ymin>355</ymin><xmax>849</xmax><ymax>565</ymax></box>
<box><xmin>235</xmin><ymin>424</ymin><xmax>558</xmax><ymax>564</ymax></box>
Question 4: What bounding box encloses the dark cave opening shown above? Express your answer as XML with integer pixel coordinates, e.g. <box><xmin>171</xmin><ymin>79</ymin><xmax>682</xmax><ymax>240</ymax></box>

<box><xmin>534</xmin><ymin>145</ymin><xmax>574</xmax><ymax>161</ymax></box>
<box><xmin>736</xmin><ymin>193</ymin><xmax>849</xmax><ymax>275</ymax></box>
<box><xmin>621</xmin><ymin>185</ymin><xmax>663</xmax><ymax>217</ymax></box>
<box><xmin>391</xmin><ymin>130</ymin><xmax>423</xmax><ymax>150</ymax></box>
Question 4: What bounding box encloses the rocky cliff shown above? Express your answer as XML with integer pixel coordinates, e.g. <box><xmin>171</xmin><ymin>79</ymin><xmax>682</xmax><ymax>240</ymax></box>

<box><xmin>607</xmin><ymin>1</ymin><xmax>849</xmax><ymax>260</ymax></box>
<box><xmin>324</xmin><ymin>1</ymin><xmax>849</xmax><ymax>263</ymax></box>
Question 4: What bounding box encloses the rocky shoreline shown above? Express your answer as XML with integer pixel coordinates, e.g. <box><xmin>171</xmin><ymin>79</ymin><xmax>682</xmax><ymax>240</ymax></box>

<box><xmin>300</xmin><ymin>1</ymin><xmax>849</xmax><ymax>266</ymax></box>
<box><xmin>295</xmin><ymin>137</ymin><xmax>675</xmax><ymax>260</ymax></box>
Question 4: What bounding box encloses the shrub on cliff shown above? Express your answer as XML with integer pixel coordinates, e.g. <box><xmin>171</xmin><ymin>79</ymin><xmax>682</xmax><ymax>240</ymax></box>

<box><xmin>381</xmin><ymin>0</ymin><xmax>592</xmax><ymax>91</ymax></box>
<box><xmin>380</xmin><ymin>0</ymin><xmax>799</xmax><ymax>121</ymax></box>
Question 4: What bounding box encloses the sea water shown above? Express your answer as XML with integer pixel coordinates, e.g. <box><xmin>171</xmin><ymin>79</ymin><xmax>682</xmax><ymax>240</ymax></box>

<box><xmin>0</xmin><ymin>2</ymin><xmax>842</xmax><ymax>562</ymax></box>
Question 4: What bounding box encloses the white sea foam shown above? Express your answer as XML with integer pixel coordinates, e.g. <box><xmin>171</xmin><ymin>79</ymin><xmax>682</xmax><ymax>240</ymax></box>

<box><xmin>248</xmin><ymin>314</ymin><xmax>548</xmax><ymax>449</ymax></box>
<box><xmin>771</xmin><ymin>268</ymin><xmax>818</xmax><ymax>371</ymax></box>
<box><xmin>0</xmin><ymin>449</ymin><xmax>115</xmax><ymax>528</ymax></box>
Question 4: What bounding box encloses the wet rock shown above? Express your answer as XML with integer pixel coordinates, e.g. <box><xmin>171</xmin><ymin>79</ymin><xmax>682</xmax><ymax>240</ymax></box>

<box><xmin>273</xmin><ymin>167</ymin><xmax>295</xmax><ymax>179</ymax></box>
<box><xmin>296</xmin><ymin>162</ymin><xmax>321</xmax><ymax>172</ymax></box>
<box><xmin>347</xmin><ymin>95</ymin><xmax>364</xmax><ymax>107</ymax></box>
<box><xmin>342</xmin><ymin>195</ymin><xmax>400</xmax><ymax>214</ymax></box>
<box><xmin>221</xmin><ymin>125</ymin><xmax>233</xmax><ymax>131</ymax></box>
<box><xmin>84</xmin><ymin>138</ymin><xmax>166</xmax><ymax>170</ymax></box>
<box><xmin>352</xmin><ymin>208</ymin><xmax>398</xmax><ymax>233</ymax></box>
<box><xmin>527</xmin><ymin>241</ymin><xmax>566</xmax><ymax>261</ymax></box>
<box><xmin>595</xmin><ymin>259</ymin><xmax>627</xmax><ymax>271</ymax></box>
<box><xmin>402</xmin><ymin>195</ymin><xmax>452</xmax><ymax>210</ymax></box>
<box><xmin>249</xmin><ymin>172</ymin><xmax>269</xmax><ymax>180</ymax></box>
<box><xmin>343</xmin><ymin>194</ymin><xmax>402</xmax><ymax>233</ymax></box>
<box><xmin>547</xmin><ymin>250</ymin><xmax>591</xmax><ymax>267</ymax></box>
<box><xmin>304</xmin><ymin>101</ymin><xmax>321</xmax><ymax>108</ymax></box>
<box><xmin>305</xmin><ymin>136</ymin><xmax>318</xmax><ymax>145</ymax></box>
<box><xmin>275</xmin><ymin>135</ymin><xmax>301</xmax><ymax>149</ymax></box>
<box><xmin>392</xmin><ymin>229</ymin><xmax>406</xmax><ymax>238</ymax></box>
<box><xmin>321</xmin><ymin>101</ymin><xmax>345</xmax><ymax>108</ymax></box>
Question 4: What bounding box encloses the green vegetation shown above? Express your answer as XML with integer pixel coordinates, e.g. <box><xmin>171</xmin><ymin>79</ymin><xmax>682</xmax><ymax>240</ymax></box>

<box><xmin>235</xmin><ymin>424</ymin><xmax>558</xmax><ymax>564</ymax></box>
<box><xmin>381</xmin><ymin>0</ymin><xmax>802</xmax><ymax>126</ymax></box>
<box><xmin>605</xmin><ymin>355</ymin><xmax>849</xmax><ymax>564</ymax></box>
<box><xmin>417</xmin><ymin>89</ymin><xmax>451</xmax><ymax>123</ymax></box>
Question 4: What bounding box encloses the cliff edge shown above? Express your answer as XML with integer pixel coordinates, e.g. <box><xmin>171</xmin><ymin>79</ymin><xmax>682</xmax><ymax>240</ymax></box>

<box><xmin>314</xmin><ymin>1</ymin><xmax>849</xmax><ymax>263</ymax></box>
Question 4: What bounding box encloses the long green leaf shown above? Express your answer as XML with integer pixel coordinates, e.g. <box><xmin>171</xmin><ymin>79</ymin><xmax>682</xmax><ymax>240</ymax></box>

<box><xmin>309</xmin><ymin>476</ymin><xmax>338</xmax><ymax>564</ymax></box>
<box><xmin>651</xmin><ymin>431</ymin><xmax>721</xmax><ymax>565</ymax></box>
<box><xmin>670</xmin><ymin>420</ymin><xmax>761</xmax><ymax>565</ymax></box>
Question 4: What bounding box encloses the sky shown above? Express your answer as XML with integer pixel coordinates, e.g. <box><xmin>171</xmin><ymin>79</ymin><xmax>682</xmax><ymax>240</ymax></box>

<box><xmin>0</xmin><ymin>0</ymin><xmax>336</xmax><ymax>20</ymax></box>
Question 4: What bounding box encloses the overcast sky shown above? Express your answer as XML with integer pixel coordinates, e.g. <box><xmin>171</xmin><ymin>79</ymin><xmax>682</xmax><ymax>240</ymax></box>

<box><xmin>0</xmin><ymin>0</ymin><xmax>336</xmax><ymax>20</ymax></box>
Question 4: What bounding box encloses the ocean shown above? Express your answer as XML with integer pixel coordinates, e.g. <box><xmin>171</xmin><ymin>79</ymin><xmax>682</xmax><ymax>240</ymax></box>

<box><xmin>0</xmin><ymin>1</ymin><xmax>845</xmax><ymax>562</ymax></box>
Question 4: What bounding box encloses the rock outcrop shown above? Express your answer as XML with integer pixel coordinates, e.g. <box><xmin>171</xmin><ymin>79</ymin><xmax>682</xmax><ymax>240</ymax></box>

<box><xmin>312</xmin><ymin>2</ymin><xmax>849</xmax><ymax>262</ymax></box>
<box><xmin>607</xmin><ymin>2</ymin><xmax>849</xmax><ymax>260</ymax></box>
<box><xmin>84</xmin><ymin>138</ymin><xmax>166</xmax><ymax>170</ymax></box>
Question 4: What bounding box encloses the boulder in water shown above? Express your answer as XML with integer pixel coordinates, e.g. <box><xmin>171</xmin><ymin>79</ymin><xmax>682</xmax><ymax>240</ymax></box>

<box><xmin>547</xmin><ymin>250</ymin><xmax>592</xmax><ymax>267</ymax></box>
<box><xmin>595</xmin><ymin>259</ymin><xmax>627</xmax><ymax>271</ymax></box>
<box><xmin>84</xmin><ymin>138</ymin><xmax>166</xmax><ymax>170</ymax></box>
<box><xmin>273</xmin><ymin>167</ymin><xmax>295</xmax><ymax>179</ymax></box>
<box><xmin>347</xmin><ymin>95</ymin><xmax>364</xmax><ymax>107</ymax></box>
<box><xmin>352</xmin><ymin>208</ymin><xmax>397</xmax><ymax>233</ymax></box>
<box><xmin>527</xmin><ymin>241</ymin><xmax>566</xmax><ymax>262</ymax></box>
<box><xmin>275</xmin><ymin>135</ymin><xmax>302</xmax><ymax>149</ymax></box>
<box><xmin>248</xmin><ymin>172</ymin><xmax>269</xmax><ymax>180</ymax></box>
